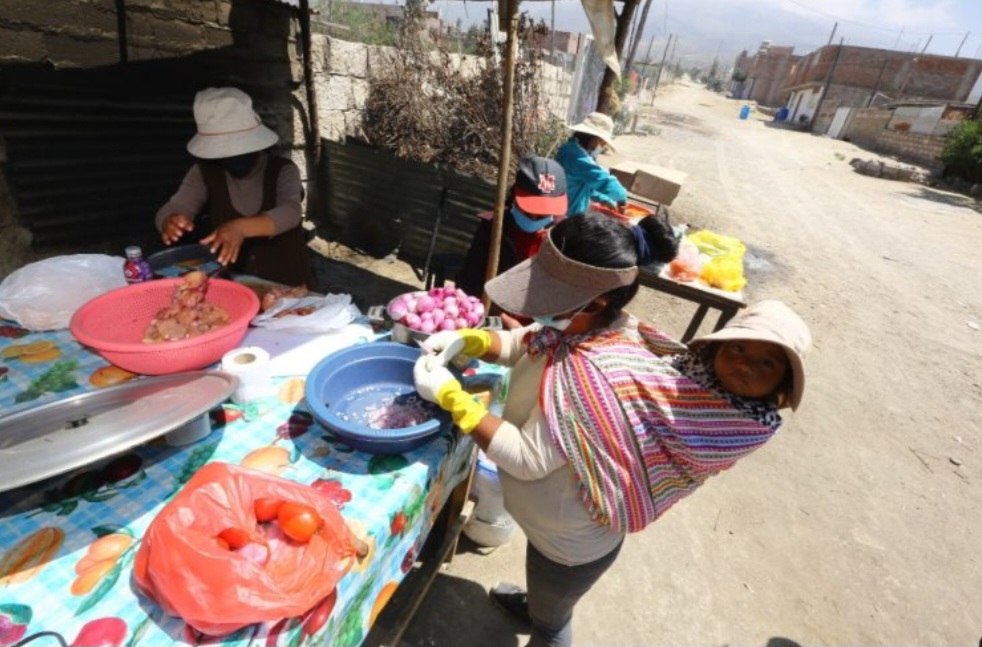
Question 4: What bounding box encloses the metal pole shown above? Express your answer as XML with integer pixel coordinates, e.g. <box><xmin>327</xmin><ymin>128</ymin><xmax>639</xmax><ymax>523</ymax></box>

<box><xmin>484</xmin><ymin>0</ymin><xmax>520</xmax><ymax>307</ymax></box>
<box><xmin>826</xmin><ymin>22</ymin><xmax>837</xmax><ymax>47</ymax></box>
<box><xmin>920</xmin><ymin>35</ymin><xmax>933</xmax><ymax>54</ymax></box>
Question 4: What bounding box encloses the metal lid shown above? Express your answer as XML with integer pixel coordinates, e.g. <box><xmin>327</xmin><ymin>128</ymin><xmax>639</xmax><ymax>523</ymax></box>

<box><xmin>0</xmin><ymin>371</ymin><xmax>237</xmax><ymax>493</ymax></box>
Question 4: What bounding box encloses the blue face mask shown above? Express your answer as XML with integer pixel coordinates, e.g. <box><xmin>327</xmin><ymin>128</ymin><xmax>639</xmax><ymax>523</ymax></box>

<box><xmin>511</xmin><ymin>205</ymin><xmax>554</xmax><ymax>233</ymax></box>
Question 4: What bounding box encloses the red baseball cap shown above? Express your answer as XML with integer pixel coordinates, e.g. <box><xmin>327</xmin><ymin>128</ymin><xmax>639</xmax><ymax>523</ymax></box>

<box><xmin>513</xmin><ymin>156</ymin><xmax>568</xmax><ymax>216</ymax></box>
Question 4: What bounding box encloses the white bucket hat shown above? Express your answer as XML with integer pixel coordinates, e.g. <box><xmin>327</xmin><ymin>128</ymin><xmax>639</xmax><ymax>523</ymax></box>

<box><xmin>570</xmin><ymin>112</ymin><xmax>617</xmax><ymax>152</ymax></box>
<box><xmin>186</xmin><ymin>87</ymin><xmax>279</xmax><ymax>160</ymax></box>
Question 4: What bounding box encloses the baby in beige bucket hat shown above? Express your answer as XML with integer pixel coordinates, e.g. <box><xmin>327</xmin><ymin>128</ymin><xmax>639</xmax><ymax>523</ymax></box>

<box><xmin>689</xmin><ymin>299</ymin><xmax>811</xmax><ymax>410</ymax></box>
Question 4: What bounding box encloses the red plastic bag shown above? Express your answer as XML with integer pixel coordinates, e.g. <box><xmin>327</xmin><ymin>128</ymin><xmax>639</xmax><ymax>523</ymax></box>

<box><xmin>134</xmin><ymin>462</ymin><xmax>354</xmax><ymax>636</ymax></box>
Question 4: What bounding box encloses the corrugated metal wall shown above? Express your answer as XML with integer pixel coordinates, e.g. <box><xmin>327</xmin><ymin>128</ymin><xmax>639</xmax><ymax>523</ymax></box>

<box><xmin>320</xmin><ymin>139</ymin><xmax>499</xmax><ymax>266</ymax></box>
<box><xmin>0</xmin><ymin>90</ymin><xmax>192</xmax><ymax>249</ymax></box>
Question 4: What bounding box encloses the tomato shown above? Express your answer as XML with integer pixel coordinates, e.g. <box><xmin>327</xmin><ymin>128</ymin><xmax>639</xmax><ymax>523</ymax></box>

<box><xmin>254</xmin><ymin>497</ymin><xmax>284</xmax><ymax>522</ymax></box>
<box><xmin>217</xmin><ymin>527</ymin><xmax>251</xmax><ymax>550</ymax></box>
<box><xmin>277</xmin><ymin>502</ymin><xmax>323</xmax><ymax>543</ymax></box>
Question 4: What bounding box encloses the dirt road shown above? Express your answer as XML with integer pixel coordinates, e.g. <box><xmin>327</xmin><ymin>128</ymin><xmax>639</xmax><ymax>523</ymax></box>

<box><xmin>365</xmin><ymin>81</ymin><xmax>982</xmax><ymax>646</ymax></box>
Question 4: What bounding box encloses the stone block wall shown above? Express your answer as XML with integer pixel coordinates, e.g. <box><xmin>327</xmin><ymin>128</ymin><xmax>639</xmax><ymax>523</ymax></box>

<box><xmin>847</xmin><ymin>108</ymin><xmax>891</xmax><ymax>147</ymax></box>
<box><xmin>874</xmin><ymin>130</ymin><xmax>945</xmax><ymax>170</ymax></box>
<box><xmin>310</xmin><ymin>35</ymin><xmax>576</xmax><ymax>143</ymax></box>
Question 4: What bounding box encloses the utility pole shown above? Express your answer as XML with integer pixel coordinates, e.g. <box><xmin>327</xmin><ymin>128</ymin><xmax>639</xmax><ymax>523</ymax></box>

<box><xmin>649</xmin><ymin>33</ymin><xmax>673</xmax><ymax>106</ymax></box>
<box><xmin>955</xmin><ymin>32</ymin><xmax>969</xmax><ymax>57</ymax></box>
<box><xmin>813</xmin><ymin>37</ymin><xmax>844</xmax><ymax>130</ymax></box>
<box><xmin>826</xmin><ymin>22</ymin><xmax>838</xmax><ymax>47</ymax></box>
<box><xmin>624</xmin><ymin>0</ymin><xmax>654</xmax><ymax>80</ymax></box>
<box><xmin>550</xmin><ymin>0</ymin><xmax>556</xmax><ymax>63</ymax></box>
<box><xmin>892</xmin><ymin>27</ymin><xmax>904</xmax><ymax>50</ymax></box>
<box><xmin>920</xmin><ymin>35</ymin><xmax>933</xmax><ymax>54</ymax></box>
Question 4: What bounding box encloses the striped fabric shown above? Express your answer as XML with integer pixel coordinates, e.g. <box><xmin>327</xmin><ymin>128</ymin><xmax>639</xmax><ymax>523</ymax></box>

<box><xmin>538</xmin><ymin>322</ymin><xmax>779</xmax><ymax>533</ymax></box>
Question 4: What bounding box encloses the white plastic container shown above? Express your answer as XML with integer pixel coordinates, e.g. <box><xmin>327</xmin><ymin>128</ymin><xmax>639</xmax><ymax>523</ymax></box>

<box><xmin>463</xmin><ymin>451</ymin><xmax>517</xmax><ymax>547</ymax></box>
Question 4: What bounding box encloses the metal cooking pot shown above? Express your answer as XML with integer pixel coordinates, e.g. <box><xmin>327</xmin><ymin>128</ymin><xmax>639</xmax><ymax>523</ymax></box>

<box><xmin>366</xmin><ymin>297</ymin><xmax>500</xmax><ymax>346</ymax></box>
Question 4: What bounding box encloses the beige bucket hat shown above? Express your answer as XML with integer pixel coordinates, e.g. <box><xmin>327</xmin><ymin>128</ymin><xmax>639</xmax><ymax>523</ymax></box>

<box><xmin>689</xmin><ymin>300</ymin><xmax>812</xmax><ymax>411</ymax></box>
<box><xmin>570</xmin><ymin>112</ymin><xmax>617</xmax><ymax>151</ymax></box>
<box><xmin>186</xmin><ymin>87</ymin><xmax>279</xmax><ymax>160</ymax></box>
<box><xmin>485</xmin><ymin>230</ymin><xmax>638</xmax><ymax>317</ymax></box>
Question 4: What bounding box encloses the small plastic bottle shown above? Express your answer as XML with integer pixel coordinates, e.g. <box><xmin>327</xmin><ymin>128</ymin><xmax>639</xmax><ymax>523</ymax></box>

<box><xmin>123</xmin><ymin>246</ymin><xmax>153</xmax><ymax>284</ymax></box>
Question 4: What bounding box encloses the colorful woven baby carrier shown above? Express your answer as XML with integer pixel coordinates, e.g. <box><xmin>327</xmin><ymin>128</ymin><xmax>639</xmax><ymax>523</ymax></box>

<box><xmin>535</xmin><ymin>323</ymin><xmax>779</xmax><ymax>533</ymax></box>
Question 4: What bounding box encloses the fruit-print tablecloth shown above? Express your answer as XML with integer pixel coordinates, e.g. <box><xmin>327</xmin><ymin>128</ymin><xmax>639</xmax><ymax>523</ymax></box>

<box><xmin>0</xmin><ymin>319</ymin><xmax>505</xmax><ymax>647</ymax></box>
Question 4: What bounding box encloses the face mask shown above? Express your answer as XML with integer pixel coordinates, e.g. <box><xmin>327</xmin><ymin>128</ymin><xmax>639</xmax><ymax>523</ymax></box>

<box><xmin>532</xmin><ymin>305</ymin><xmax>588</xmax><ymax>331</ymax></box>
<box><xmin>588</xmin><ymin>147</ymin><xmax>603</xmax><ymax>160</ymax></box>
<box><xmin>222</xmin><ymin>153</ymin><xmax>259</xmax><ymax>178</ymax></box>
<box><xmin>511</xmin><ymin>205</ymin><xmax>554</xmax><ymax>233</ymax></box>
<box><xmin>532</xmin><ymin>314</ymin><xmax>573</xmax><ymax>331</ymax></box>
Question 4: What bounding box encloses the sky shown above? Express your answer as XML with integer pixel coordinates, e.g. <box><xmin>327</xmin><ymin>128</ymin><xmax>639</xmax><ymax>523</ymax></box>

<box><xmin>425</xmin><ymin>0</ymin><xmax>982</xmax><ymax>67</ymax></box>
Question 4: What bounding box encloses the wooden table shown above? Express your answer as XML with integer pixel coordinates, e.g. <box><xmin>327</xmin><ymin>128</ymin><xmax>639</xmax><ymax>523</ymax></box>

<box><xmin>638</xmin><ymin>266</ymin><xmax>746</xmax><ymax>342</ymax></box>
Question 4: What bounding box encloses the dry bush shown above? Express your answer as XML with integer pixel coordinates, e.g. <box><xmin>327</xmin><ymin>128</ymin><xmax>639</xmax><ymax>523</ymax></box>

<box><xmin>363</xmin><ymin>13</ymin><xmax>562</xmax><ymax>179</ymax></box>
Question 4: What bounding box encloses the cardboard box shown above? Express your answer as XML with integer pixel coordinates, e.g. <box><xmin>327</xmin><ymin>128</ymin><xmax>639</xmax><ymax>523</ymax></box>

<box><xmin>609</xmin><ymin>162</ymin><xmax>687</xmax><ymax>206</ymax></box>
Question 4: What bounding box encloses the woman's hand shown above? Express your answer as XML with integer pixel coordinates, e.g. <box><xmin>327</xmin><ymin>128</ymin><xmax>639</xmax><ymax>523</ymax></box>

<box><xmin>161</xmin><ymin>213</ymin><xmax>194</xmax><ymax>245</ymax></box>
<box><xmin>201</xmin><ymin>219</ymin><xmax>246</xmax><ymax>266</ymax></box>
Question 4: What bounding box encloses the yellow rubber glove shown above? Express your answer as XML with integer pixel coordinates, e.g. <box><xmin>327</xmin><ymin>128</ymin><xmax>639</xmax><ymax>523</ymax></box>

<box><xmin>435</xmin><ymin>380</ymin><xmax>488</xmax><ymax>434</ymax></box>
<box><xmin>413</xmin><ymin>355</ymin><xmax>488</xmax><ymax>433</ymax></box>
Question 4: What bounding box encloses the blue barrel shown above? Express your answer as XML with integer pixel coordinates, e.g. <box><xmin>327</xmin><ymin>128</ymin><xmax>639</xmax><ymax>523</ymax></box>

<box><xmin>775</xmin><ymin>107</ymin><xmax>789</xmax><ymax>121</ymax></box>
<box><xmin>739</xmin><ymin>105</ymin><xmax>751</xmax><ymax>120</ymax></box>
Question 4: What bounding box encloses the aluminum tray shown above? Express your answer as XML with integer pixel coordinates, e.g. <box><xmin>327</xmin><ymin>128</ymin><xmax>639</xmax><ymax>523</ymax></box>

<box><xmin>0</xmin><ymin>371</ymin><xmax>237</xmax><ymax>493</ymax></box>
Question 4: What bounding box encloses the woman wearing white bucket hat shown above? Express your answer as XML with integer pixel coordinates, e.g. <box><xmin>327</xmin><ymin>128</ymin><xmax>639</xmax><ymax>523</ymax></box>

<box><xmin>155</xmin><ymin>87</ymin><xmax>313</xmax><ymax>287</ymax></box>
<box><xmin>553</xmin><ymin>112</ymin><xmax>628</xmax><ymax>217</ymax></box>
<box><xmin>412</xmin><ymin>214</ymin><xmax>811</xmax><ymax>647</ymax></box>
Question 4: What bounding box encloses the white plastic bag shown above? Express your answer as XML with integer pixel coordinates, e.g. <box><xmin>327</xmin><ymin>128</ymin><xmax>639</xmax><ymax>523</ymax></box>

<box><xmin>250</xmin><ymin>293</ymin><xmax>360</xmax><ymax>334</ymax></box>
<box><xmin>0</xmin><ymin>254</ymin><xmax>127</xmax><ymax>331</ymax></box>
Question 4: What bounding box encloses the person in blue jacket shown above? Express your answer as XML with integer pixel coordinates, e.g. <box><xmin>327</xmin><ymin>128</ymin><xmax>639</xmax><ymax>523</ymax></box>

<box><xmin>554</xmin><ymin>112</ymin><xmax>628</xmax><ymax>216</ymax></box>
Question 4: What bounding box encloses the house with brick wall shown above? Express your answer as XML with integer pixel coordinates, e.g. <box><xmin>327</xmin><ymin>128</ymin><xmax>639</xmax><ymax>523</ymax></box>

<box><xmin>731</xmin><ymin>41</ymin><xmax>799</xmax><ymax>108</ymax></box>
<box><xmin>783</xmin><ymin>45</ymin><xmax>982</xmax><ymax>133</ymax></box>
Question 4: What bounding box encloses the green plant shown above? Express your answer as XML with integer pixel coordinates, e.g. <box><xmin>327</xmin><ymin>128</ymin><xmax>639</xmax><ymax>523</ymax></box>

<box><xmin>940</xmin><ymin>119</ymin><xmax>982</xmax><ymax>183</ymax></box>
<box><xmin>731</xmin><ymin>69</ymin><xmax>747</xmax><ymax>83</ymax></box>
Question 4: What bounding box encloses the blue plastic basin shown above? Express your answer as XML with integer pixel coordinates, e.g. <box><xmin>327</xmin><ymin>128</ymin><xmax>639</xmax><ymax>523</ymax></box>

<box><xmin>305</xmin><ymin>342</ymin><xmax>450</xmax><ymax>454</ymax></box>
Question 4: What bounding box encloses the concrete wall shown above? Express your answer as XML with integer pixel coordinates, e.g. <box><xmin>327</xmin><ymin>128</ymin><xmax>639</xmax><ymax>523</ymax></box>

<box><xmin>843</xmin><ymin>107</ymin><xmax>947</xmax><ymax>170</ymax></box>
<box><xmin>310</xmin><ymin>35</ymin><xmax>574</xmax><ymax>143</ymax></box>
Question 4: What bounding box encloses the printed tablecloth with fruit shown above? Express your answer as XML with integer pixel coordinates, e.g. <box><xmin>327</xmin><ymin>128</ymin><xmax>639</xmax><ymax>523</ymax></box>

<box><xmin>0</xmin><ymin>319</ymin><xmax>502</xmax><ymax>647</ymax></box>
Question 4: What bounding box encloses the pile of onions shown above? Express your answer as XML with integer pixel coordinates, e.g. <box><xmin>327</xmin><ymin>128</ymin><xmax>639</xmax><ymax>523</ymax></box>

<box><xmin>387</xmin><ymin>286</ymin><xmax>485</xmax><ymax>334</ymax></box>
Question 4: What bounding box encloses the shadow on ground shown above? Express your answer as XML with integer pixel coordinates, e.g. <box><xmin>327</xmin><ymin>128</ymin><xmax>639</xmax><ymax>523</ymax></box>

<box><xmin>907</xmin><ymin>184</ymin><xmax>982</xmax><ymax>215</ymax></box>
<box><xmin>311</xmin><ymin>252</ymin><xmax>419</xmax><ymax>312</ymax></box>
<box><xmin>363</xmin><ymin>534</ymin><xmax>525</xmax><ymax>647</ymax></box>
<box><xmin>365</xmin><ymin>569</ymin><xmax>524</xmax><ymax>647</ymax></box>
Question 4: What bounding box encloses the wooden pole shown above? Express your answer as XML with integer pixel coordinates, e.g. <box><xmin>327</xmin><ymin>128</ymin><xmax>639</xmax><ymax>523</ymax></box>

<box><xmin>483</xmin><ymin>0</ymin><xmax>520</xmax><ymax>309</ymax></box>
<box><xmin>299</xmin><ymin>0</ymin><xmax>321</xmax><ymax>166</ymax></box>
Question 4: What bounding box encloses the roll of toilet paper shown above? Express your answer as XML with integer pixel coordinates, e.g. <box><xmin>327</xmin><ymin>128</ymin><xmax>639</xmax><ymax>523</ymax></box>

<box><xmin>221</xmin><ymin>346</ymin><xmax>272</xmax><ymax>405</ymax></box>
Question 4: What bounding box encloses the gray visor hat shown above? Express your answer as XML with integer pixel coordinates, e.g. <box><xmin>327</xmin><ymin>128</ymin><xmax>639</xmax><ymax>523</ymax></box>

<box><xmin>485</xmin><ymin>232</ymin><xmax>639</xmax><ymax>317</ymax></box>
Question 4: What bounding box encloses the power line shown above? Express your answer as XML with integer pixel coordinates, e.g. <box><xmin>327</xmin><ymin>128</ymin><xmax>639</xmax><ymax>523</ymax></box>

<box><xmin>782</xmin><ymin>0</ymin><xmax>967</xmax><ymax>36</ymax></box>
